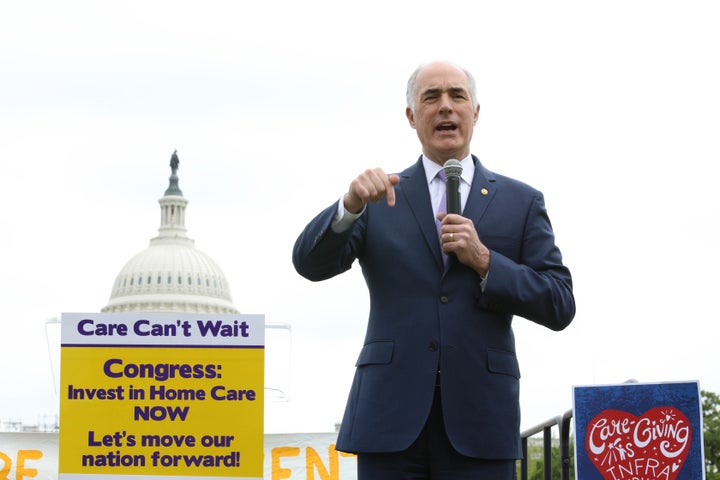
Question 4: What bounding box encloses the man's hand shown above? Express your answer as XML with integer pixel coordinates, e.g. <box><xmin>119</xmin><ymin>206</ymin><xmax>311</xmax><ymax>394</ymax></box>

<box><xmin>438</xmin><ymin>212</ymin><xmax>490</xmax><ymax>277</ymax></box>
<box><xmin>343</xmin><ymin>168</ymin><xmax>401</xmax><ymax>213</ymax></box>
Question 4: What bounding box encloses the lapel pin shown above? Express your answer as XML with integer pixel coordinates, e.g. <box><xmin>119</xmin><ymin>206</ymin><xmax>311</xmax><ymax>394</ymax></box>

<box><xmin>481</xmin><ymin>188</ymin><xmax>488</xmax><ymax>196</ymax></box>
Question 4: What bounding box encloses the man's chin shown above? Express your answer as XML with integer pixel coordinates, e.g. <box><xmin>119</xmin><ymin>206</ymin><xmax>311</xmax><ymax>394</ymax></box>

<box><xmin>428</xmin><ymin>146</ymin><xmax>467</xmax><ymax>162</ymax></box>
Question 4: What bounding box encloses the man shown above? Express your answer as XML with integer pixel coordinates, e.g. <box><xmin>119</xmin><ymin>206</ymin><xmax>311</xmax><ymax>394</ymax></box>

<box><xmin>293</xmin><ymin>61</ymin><xmax>575</xmax><ymax>479</ymax></box>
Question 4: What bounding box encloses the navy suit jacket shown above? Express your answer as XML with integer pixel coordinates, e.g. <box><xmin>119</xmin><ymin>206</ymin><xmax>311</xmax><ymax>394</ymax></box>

<box><xmin>293</xmin><ymin>156</ymin><xmax>575</xmax><ymax>459</ymax></box>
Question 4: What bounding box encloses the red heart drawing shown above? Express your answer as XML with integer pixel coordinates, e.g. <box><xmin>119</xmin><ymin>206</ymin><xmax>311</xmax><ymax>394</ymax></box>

<box><xmin>585</xmin><ymin>407</ymin><xmax>691</xmax><ymax>480</ymax></box>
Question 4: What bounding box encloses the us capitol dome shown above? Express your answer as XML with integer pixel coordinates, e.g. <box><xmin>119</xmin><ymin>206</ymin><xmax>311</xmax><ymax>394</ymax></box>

<box><xmin>101</xmin><ymin>151</ymin><xmax>238</xmax><ymax>314</ymax></box>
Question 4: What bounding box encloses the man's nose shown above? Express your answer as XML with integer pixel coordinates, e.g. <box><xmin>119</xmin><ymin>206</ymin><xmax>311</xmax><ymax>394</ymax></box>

<box><xmin>438</xmin><ymin>95</ymin><xmax>453</xmax><ymax>113</ymax></box>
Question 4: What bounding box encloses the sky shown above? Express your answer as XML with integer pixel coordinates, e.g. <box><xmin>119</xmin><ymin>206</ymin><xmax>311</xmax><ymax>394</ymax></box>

<box><xmin>1</xmin><ymin>1</ymin><xmax>719</xmax><ymax>435</ymax></box>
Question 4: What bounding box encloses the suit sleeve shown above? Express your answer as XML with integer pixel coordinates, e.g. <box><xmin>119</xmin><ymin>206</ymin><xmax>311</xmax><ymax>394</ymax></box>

<box><xmin>292</xmin><ymin>202</ymin><xmax>363</xmax><ymax>282</ymax></box>
<box><xmin>476</xmin><ymin>191</ymin><xmax>575</xmax><ymax>331</ymax></box>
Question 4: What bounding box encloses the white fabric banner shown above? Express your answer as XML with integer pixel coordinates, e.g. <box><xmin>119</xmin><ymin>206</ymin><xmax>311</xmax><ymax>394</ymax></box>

<box><xmin>0</xmin><ymin>432</ymin><xmax>358</xmax><ymax>480</ymax></box>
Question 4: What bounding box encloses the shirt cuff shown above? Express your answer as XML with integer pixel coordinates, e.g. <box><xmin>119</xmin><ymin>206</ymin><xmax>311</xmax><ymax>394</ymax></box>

<box><xmin>331</xmin><ymin>197</ymin><xmax>365</xmax><ymax>233</ymax></box>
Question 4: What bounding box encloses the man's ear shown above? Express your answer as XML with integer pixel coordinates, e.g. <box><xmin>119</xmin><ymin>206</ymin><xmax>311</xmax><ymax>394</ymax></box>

<box><xmin>406</xmin><ymin>107</ymin><xmax>416</xmax><ymax>129</ymax></box>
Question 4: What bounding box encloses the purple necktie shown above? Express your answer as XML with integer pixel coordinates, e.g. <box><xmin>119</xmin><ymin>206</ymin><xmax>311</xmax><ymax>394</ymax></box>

<box><xmin>436</xmin><ymin>171</ymin><xmax>447</xmax><ymax>264</ymax></box>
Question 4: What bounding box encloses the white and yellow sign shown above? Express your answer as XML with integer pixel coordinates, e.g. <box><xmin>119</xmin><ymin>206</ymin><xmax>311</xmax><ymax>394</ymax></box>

<box><xmin>59</xmin><ymin>313</ymin><xmax>264</xmax><ymax>480</ymax></box>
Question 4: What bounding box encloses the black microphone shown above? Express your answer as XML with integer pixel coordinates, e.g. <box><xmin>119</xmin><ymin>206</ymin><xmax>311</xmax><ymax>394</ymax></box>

<box><xmin>443</xmin><ymin>159</ymin><xmax>463</xmax><ymax>214</ymax></box>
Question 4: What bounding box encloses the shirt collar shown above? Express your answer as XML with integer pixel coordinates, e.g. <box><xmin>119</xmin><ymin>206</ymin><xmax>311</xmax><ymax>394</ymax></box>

<box><xmin>422</xmin><ymin>154</ymin><xmax>475</xmax><ymax>185</ymax></box>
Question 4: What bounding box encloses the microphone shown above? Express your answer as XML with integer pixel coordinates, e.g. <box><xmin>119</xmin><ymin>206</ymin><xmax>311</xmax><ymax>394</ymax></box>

<box><xmin>443</xmin><ymin>159</ymin><xmax>463</xmax><ymax>214</ymax></box>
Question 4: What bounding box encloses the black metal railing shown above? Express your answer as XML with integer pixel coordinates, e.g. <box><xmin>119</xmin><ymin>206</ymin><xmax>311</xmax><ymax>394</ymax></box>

<box><xmin>518</xmin><ymin>408</ymin><xmax>574</xmax><ymax>480</ymax></box>
<box><xmin>517</xmin><ymin>380</ymin><xmax>637</xmax><ymax>479</ymax></box>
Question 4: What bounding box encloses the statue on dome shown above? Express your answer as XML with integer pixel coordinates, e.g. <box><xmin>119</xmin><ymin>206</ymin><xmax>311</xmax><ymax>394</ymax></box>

<box><xmin>165</xmin><ymin>150</ymin><xmax>183</xmax><ymax>196</ymax></box>
<box><xmin>170</xmin><ymin>150</ymin><xmax>179</xmax><ymax>175</ymax></box>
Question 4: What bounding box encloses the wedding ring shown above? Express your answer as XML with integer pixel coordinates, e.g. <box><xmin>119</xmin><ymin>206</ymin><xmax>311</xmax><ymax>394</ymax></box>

<box><xmin>449</xmin><ymin>232</ymin><xmax>454</xmax><ymax>241</ymax></box>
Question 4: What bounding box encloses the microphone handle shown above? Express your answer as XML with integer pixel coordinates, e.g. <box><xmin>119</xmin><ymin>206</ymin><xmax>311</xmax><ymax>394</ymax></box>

<box><xmin>446</xmin><ymin>176</ymin><xmax>461</xmax><ymax>214</ymax></box>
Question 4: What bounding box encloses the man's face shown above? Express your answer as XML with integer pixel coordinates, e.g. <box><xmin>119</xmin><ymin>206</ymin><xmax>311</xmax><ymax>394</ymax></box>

<box><xmin>406</xmin><ymin>62</ymin><xmax>480</xmax><ymax>165</ymax></box>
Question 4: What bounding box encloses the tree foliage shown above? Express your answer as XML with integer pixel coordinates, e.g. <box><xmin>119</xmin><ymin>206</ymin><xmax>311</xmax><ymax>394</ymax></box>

<box><xmin>527</xmin><ymin>443</ymin><xmax>575</xmax><ymax>480</ymax></box>
<box><xmin>704</xmin><ymin>390</ymin><xmax>720</xmax><ymax>480</ymax></box>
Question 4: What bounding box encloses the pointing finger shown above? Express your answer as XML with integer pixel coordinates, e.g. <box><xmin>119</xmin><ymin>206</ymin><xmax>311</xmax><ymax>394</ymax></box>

<box><xmin>385</xmin><ymin>174</ymin><xmax>400</xmax><ymax>207</ymax></box>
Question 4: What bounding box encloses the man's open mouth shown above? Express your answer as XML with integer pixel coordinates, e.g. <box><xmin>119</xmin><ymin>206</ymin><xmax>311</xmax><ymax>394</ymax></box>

<box><xmin>436</xmin><ymin>123</ymin><xmax>457</xmax><ymax>131</ymax></box>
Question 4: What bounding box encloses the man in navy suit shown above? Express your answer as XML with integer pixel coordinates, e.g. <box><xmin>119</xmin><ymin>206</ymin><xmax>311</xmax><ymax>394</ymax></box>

<box><xmin>293</xmin><ymin>61</ymin><xmax>575</xmax><ymax>479</ymax></box>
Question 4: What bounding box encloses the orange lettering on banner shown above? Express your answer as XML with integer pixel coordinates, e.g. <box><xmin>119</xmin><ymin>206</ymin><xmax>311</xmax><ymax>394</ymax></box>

<box><xmin>0</xmin><ymin>450</ymin><xmax>42</xmax><ymax>480</ymax></box>
<box><xmin>305</xmin><ymin>446</ymin><xmax>336</xmax><ymax>480</ymax></box>
<box><xmin>272</xmin><ymin>446</ymin><xmax>300</xmax><ymax>480</ymax></box>
<box><xmin>0</xmin><ymin>451</ymin><xmax>11</xmax><ymax>479</ymax></box>
<box><xmin>305</xmin><ymin>444</ymin><xmax>356</xmax><ymax>480</ymax></box>
<box><xmin>15</xmin><ymin>450</ymin><xmax>42</xmax><ymax>480</ymax></box>
<box><xmin>338</xmin><ymin>449</ymin><xmax>356</xmax><ymax>460</ymax></box>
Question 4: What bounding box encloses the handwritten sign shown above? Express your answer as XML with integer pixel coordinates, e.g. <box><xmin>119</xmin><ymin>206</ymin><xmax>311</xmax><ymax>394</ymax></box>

<box><xmin>59</xmin><ymin>312</ymin><xmax>264</xmax><ymax>480</ymax></box>
<box><xmin>573</xmin><ymin>381</ymin><xmax>704</xmax><ymax>480</ymax></box>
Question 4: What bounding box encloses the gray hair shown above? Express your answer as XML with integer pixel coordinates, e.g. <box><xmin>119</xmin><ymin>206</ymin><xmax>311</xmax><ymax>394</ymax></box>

<box><xmin>406</xmin><ymin>62</ymin><xmax>478</xmax><ymax>114</ymax></box>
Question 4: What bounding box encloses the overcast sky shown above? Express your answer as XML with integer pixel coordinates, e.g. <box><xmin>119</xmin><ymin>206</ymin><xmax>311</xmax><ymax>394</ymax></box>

<box><xmin>1</xmin><ymin>1</ymin><xmax>719</xmax><ymax>434</ymax></box>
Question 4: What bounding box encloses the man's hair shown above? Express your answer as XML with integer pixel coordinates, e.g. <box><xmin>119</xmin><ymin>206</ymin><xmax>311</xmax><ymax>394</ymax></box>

<box><xmin>406</xmin><ymin>62</ymin><xmax>478</xmax><ymax>114</ymax></box>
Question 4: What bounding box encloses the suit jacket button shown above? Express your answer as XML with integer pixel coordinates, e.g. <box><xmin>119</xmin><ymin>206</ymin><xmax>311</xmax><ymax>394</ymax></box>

<box><xmin>440</xmin><ymin>296</ymin><xmax>449</xmax><ymax>303</ymax></box>
<box><xmin>428</xmin><ymin>342</ymin><xmax>439</xmax><ymax>352</ymax></box>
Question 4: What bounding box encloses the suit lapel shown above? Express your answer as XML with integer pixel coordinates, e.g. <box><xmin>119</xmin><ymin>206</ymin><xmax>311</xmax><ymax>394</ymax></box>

<box><xmin>399</xmin><ymin>158</ymin><xmax>445</xmax><ymax>270</ymax></box>
<box><xmin>462</xmin><ymin>156</ymin><xmax>496</xmax><ymax>225</ymax></box>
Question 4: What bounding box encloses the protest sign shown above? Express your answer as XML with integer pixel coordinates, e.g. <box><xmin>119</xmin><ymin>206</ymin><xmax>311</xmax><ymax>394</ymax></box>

<box><xmin>59</xmin><ymin>312</ymin><xmax>264</xmax><ymax>480</ymax></box>
<box><xmin>573</xmin><ymin>381</ymin><xmax>704</xmax><ymax>480</ymax></box>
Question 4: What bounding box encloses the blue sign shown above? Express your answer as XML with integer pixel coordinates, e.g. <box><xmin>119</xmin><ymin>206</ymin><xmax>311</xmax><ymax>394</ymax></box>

<box><xmin>573</xmin><ymin>381</ymin><xmax>704</xmax><ymax>480</ymax></box>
